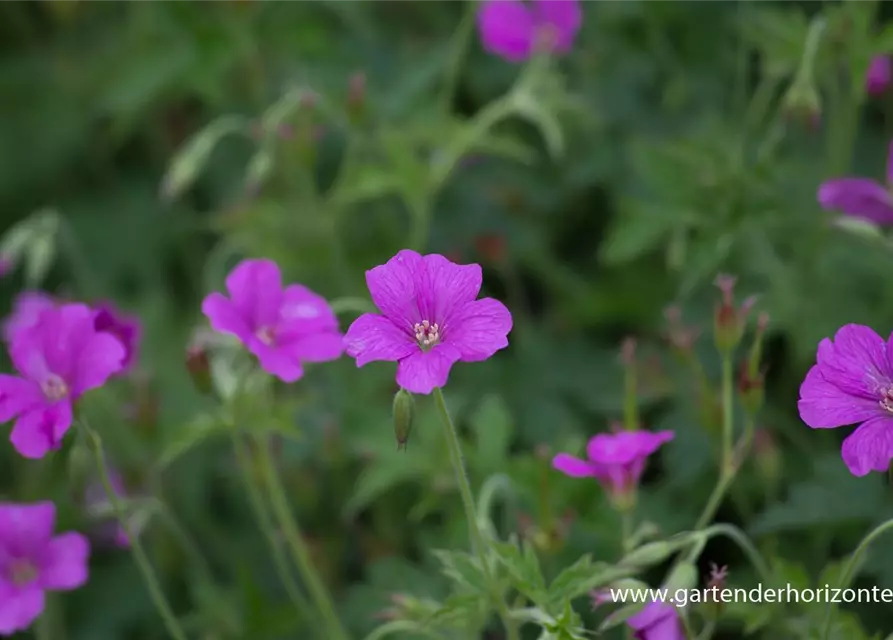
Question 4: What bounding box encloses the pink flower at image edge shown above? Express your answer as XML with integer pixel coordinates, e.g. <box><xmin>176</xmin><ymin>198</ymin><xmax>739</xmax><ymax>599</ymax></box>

<box><xmin>477</xmin><ymin>0</ymin><xmax>582</xmax><ymax>63</ymax></box>
<box><xmin>817</xmin><ymin>139</ymin><xmax>893</xmax><ymax>225</ymax></box>
<box><xmin>0</xmin><ymin>304</ymin><xmax>125</xmax><ymax>459</ymax></box>
<box><xmin>0</xmin><ymin>502</ymin><xmax>90</xmax><ymax>636</ymax></box>
<box><xmin>867</xmin><ymin>56</ymin><xmax>892</xmax><ymax>96</ymax></box>
<box><xmin>343</xmin><ymin>249</ymin><xmax>513</xmax><ymax>395</ymax></box>
<box><xmin>798</xmin><ymin>324</ymin><xmax>893</xmax><ymax>476</ymax></box>
<box><xmin>627</xmin><ymin>601</ymin><xmax>685</xmax><ymax>640</ymax></box>
<box><xmin>201</xmin><ymin>258</ymin><xmax>343</xmax><ymax>383</ymax></box>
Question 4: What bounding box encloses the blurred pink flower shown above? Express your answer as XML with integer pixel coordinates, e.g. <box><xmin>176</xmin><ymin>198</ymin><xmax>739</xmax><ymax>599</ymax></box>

<box><xmin>867</xmin><ymin>56</ymin><xmax>892</xmax><ymax>95</ymax></box>
<box><xmin>818</xmin><ymin>139</ymin><xmax>893</xmax><ymax>224</ymax></box>
<box><xmin>477</xmin><ymin>0</ymin><xmax>582</xmax><ymax>63</ymax></box>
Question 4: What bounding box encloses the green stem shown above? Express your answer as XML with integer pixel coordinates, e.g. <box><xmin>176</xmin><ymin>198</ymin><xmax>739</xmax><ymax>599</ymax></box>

<box><xmin>695</xmin><ymin>619</ymin><xmax>717</xmax><ymax>640</ymax></box>
<box><xmin>253</xmin><ymin>433</ymin><xmax>350</xmax><ymax>640</ymax></box>
<box><xmin>820</xmin><ymin>518</ymin><xmax>893</xmax><ymax>640</ymax></box>
<box><xmin>620</xmin><ymin>510</ymin><xmax>635</xmax><ymax>554</ymax></box>
<box><xmin>363</xmin><ymin>620</ymin><xmax>443</xmax><ymax>640</ymax></box>
<box><xmin>438</xmin><ymin>0</ymin><xmax>478</xmax><ymax>113</ymax></box>
<box><xmin>230</xmin><ymin>433</ymin><xmax>311</xmax><ymax>619</ymax></box>
<box><xmin>79</xmin><ymin>421</ymin><xmax>189</xmax><ymax>640</ymax></box>
<box><xmin>703</xmin><ymin>523</ymin><xmax>772</xmax><ymax>583</ymax></box>
<box><xmin>720</xmin><ymin>354</ymin><xmax>734</xmax><ymax>474</ymax></box>
<box><xmin>432</xmin><ymin>388</ymin><xmax>518</xmax><ymax>640</ymax></box>
<box><xmin>149</xmin><ymin>498</ymin><xmax>216</xmax><ymax>589</ymax></box>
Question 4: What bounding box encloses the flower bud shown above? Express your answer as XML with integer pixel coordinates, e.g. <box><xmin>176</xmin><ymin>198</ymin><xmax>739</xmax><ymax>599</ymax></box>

<box><xmin>737</xmin><ymin>361</ymin><xmax>765</xmax><ymax>417</ymax></box>
<box><xmin>701</xmin><ymin>563</ymin><xmax>729</xmax><ymax>619</ymax></box>
<box><xmin>618</xmin><ymin>537</ymin><xmax>691</xmax><ymax>569</ymax></box>
<box><xmin>161</xmin><ymin>118</ymin><xmax>240</xmax><ymax>202</ymax></box>
<box><xmin>664</xmin><ymin>561</ymin><xmax>698</xmax><ymax>593</ymax></box>
<box><xmin>186</xmin><ymin>344</ymin><xmax>213</xmax><ymax>396</ymax></box>
<box><xmin>392</xmin><ymin>388</ymin><xmax>415</xmax><ymax>450</ymax></box>
<box><xmin>712</xmin><ymin>274</ymin><xmax>756</xmax><ymax>354</ymax></box>
<box><xmin>781</xmin><ymin>78</ymin><xmax>822</xmax><ymax>128</ymax></box>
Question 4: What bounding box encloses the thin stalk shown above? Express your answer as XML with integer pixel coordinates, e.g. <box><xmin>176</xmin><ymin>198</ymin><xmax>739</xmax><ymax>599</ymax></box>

<box><xmin>253</xmin><ymin>434</ymin><xmax>350</xmax><ymax>640</ymax></box>
<box><xmin>432</xmin><ymin>388</ymin><xmax>518</xmax><ymax>640</ymax></box>
<box><xmin>79</xmin><ymin>421</ymin><xmax>188</xmax><ymax>640</ymax></box>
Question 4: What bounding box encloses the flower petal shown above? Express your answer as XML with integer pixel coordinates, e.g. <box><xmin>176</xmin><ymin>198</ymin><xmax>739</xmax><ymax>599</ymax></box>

<box><xmin>0</xmin><ymin>502</ymin><xmax>55</xmax><ymax>555</ymax></box>
<box><xmin>420</xmin><ymin>254</ymin><xmax>482</xmax><ymax>324</ymax></box>
<box><xmin>365</xmin><ymin>250</ymin><xmax>425</xmax><ymax>330</ymax></box>
<box><xmin>798</xmin><ymin>364</ymin><xmax>881</xmax><ymax>428</ymax></box>
<box><xmin>9</xmin><ymin>404</ymin><xmax>72</xmax><ymax>460</ymax></box>
<box><xmin>867</xmin><ymin>56</ymin><xmax>892</xmax><ymax>97</ymax></box>
<box><xmin>395</xmin><ymin>344</ymin><xmax>461</xmax><ymax>395</ymax></box>
<box><xmin>71</xmin><ymin>333</ymin><xmax>125</xmax><ymax>396</ymax></box>
<box><xmin>39</xmin><ymin>532</ymin><xmax>90</xmax><ymax>591</ymax></box>
<box><xmin>225</xmin><ymin>259</ymin><xmax>283</xmax><ymax>328</ymax></box>
<box><xmin>202</xmin><ymin>292</ymin><xmax>250</xmax><ymax>341</ymax></box>
<box><xmin>0</xmin><ymin>582</ymin><xmax>45</xmax><ymax>636</ymax></box>
<box><xmin>841</xmin><ymin>416</ymin><xmax>893</xmax><ymax>476</ymax></box>
<box><xmin>815</xmin><ymin>325</ymin><xmax>893</xmax><ymax>400</ymax></box>
<box><xmin>552</xmin><ymin>453</ymin><xmax>596</xmax><ymax>478</ymax></box>
<box><xmin>627</xmin><ymin>601</ymin><xmax>676</xmax><ymax>632</ymax></box>
<box><xmin>248</xmin><ymin>340</ymin><xmax>304</xmax><ymax>383</ymax></box>
<box><xmin>277</xmin><ymin>285</ymin><xmax>339</xmax><ymax>337</ymax></box>
<box><xmin>280</xmin><ymin>332</ymin><xmax>344</xmax><ymax>363</ymax></box>
<box><xmin>532</xmin><ymin>0</ymin><xmax>582</xmax><ymax>54</ymax></box>
<box><xmin>0</xmin><ymin>375</ymin><xmax>43</xmax><ymax>423</ymax></box>
<box><xmin>343</xmin><ymin>313</ymin><xmax>417</xmax><ymax>366</ymax></box>
<box><xmin>817</xmin><ymin>178</ymin><xmax>893</xmax><ymax>224</ymax></box>
<box><xmin>11</xmin><ymin>304</ymin><xmax>96</xmax><ymax>383</ymax></box>
<box><xmin>477</xmin><ymin>0</ymin><xmax>536</xmax><ymax>62</ymax></box>
<box><xmin>446</xmin><ymin>297</ymin><xmax>512</xmax><ymax>362</ymax></box>
<box><xmin>2</xmin><ymin>292</ymin><xmax>55</xmax><ymax>343</ymax></box>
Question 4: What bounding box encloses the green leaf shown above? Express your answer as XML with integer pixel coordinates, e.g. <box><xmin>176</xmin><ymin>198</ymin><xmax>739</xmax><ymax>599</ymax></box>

<box><xmin>546</xmin><ymin>555</ymin><xmax>627</xmax><ymax>609</ymax></box>
<box><xmin>490</xmin><ymin>538</ymin><xmax>547</xmax><ymax>602</ymax></box>
<box><xmin>597</xmin><ymin>602</ymin><xmax>647</xmax><ymax>632</ymax></box>
<box><xmin>599</xmin><ymin>200</ymin><xmax>686</xmax><ymax>265</ymax></box>
<box><xmin>431</xmin><ymin>549</ymin><xmax>490</xmax><ymax>596</ymax></box>
<box><xmin>156</xmin><ymin>414</ymin><xmax>225</xmax><ymax>470</ymax></box>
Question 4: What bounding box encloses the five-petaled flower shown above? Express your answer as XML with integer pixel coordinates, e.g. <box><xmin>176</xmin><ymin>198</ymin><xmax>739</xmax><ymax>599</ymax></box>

<box><xmin>867</xmin><ymin>56</ymin><xmax>892</xmax><ymax>96</ymax></box>
<box><xmin>817</xmin><ymin>139</ymin><xmax>893</xmax><ymax>224</ymax></box>
<box><xmin>797</xmin><ymin>323</ymin><xmax>893</xmax><ymax>476</ymax></box>
<box><xmin>202</xmin><ymin>258</ymin><xmax>343</xmax><ymax>383</ymax></box>
<box><xmin>552</xmin><ymin>430</ymin><xmax>674</xmax><ymax>509</ymax></box>
<box><xmin>626</xmin><ymin>601</ymin><xmax>685</xmax><ymax>640</ymax></box>
<box><xmin>92</xmin><ymin>302</ymin><xmax>141</xmax><ymax>372</ymax></box>
<box><xmin>477</xmin><ymin>0</ymin><xmax>582</xmax><ymax>63</ymax></box>
<box><xmin>343</xmin><ymin>250</ymin><xmax>513</xmax><ymax>395</ymax></box>
<box><xmin>0</xmin><ymin>304</ymin><xmax>125</xmax><ymax>459</ymax></box>
<box><xmin>0</xmin><ymin>501</ymin><xmax>90</xmax><ymax>636</ymax></box>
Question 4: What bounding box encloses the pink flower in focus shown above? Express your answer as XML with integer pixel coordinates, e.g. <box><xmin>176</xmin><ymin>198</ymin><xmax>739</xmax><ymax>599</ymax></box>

<box><xmin>818</xmin><ymin>139</ymin><xmax>893</xmax><ymax>224</ymax></box>
<box><xmin>867</xmin><ymin>56</ymin><xmax>892</xmax><ymax>96</ymax></box>
<box><xmin>201</xmin><ymin>259</ymin><xmax>343</xmax><ymax>382</ymax></box>
<box><xmin>477</xmin><ymin>0</ymin><xmax>582</xmax><ymax>63</ymax></box>
<box><xmin>552</xmin><ymin>430</ymin><xmax>674</xmax><ymax>507</ymax></box>
<box><xmin>0</xmin><ymin>501</ymin><xmax>90</xmax><ymax>635</ymax></box>
<box><xmin>92</xmin><ymin>303</ymin><xmax>141</xmax><ymax>372</ymax></box>
<box><xmin>3</xmin><ymin>292</ymin><xmax>56</xmax><ymax>343</ymax></box>
<box><xmin>0</xmin><ymin>304</ymin><xmax>125</xmax><ymax>458</ymax></box>
<box><xmin>626</xmin><ymin>602</ymin><xmax>684</xmax><ymax>640</ymax></box>
<box><xmin>343</xmin><ymin>250</ymin><xmax>512</xmax><ymax>395</ymax></box>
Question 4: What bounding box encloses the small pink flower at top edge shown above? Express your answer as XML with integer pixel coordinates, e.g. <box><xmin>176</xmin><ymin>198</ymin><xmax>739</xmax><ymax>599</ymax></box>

<box><xmin>201</xmin><ymin>258</ymin><xmax>343</xmax><ymax>383</ymax></box>
<box><xmin>342</xmin><ymin>249</ymin><xmax>513</xmax><ymax>395</ymax></box>
<box><xmin>0</xmin><ymin>303</ymin><xmax>125</xmax><ymax>459</ymax></box>
<box><xmin>0</xmin><ymin>501</ymin><xmax>90</xmax><ymax>636</ymax></box>
<box><xmin>798</xmin><ymin>323</ymin><xmax>893</xmax><ymax>476</ymax></box>
<box><xmin>477</xmin><ymin>0</ymin><xmax>582</xmax><ymax>63</ymax></box>
<box><xmin>627</xmin><ymin>601</ymin><xmax>685</xmax><ymax>640</ymax></box>
<box><xmin>817</xmin><ymin>139</ymin><xmax>893</xmax><ymax>225</ymax></box>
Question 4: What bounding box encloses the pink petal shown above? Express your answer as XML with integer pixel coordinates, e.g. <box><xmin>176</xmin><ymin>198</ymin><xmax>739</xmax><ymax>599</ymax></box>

<box><xmin>447</xmin><ymin>297</ymin><xmax>512</xmax><ymax>362</ymax></box>
<box><xmin>201</xmin><ymin>292</ymin><xmax>250</xmax><ymax>342</ymax></box>
<box><xmin>419</xmin><ymin>254</ymin><xmax>482</xmax><ymax>324</ymax></box>
<box><xmin>798</xmin><ymin>364</ymin><xmax>880</xmax><ymax>428</ymax></box>
<box><xmin>395</xmin><ymin>344</ymin><xmax>461</xmax><ymax>395</ymax></box>
<box><xmin>627</xmin><ymin>601</ymin><xmax>676</xmax><ymax>631</ymax></box>
<box><xmin>817</xmin><ymin>178</ymin><xmax>893</xmax><ymax>225</ymax></box>
<box><xmin>224</xmin><ymin>259</ymin><xmax>283</xmax><ymax>328</ymax></box>
<box><xmin>477</xmin><ymin>0</ymin><xmax>536</xmax><ymax>62</ymax></box>
<box><xmin>343</xmin><ymin>313</ymin><xmax>417</xmax><ymax>366</ymax></box>
<box><xmin>2</xmin><ymin>292</ymin><xmax>55</xmax><ymax>343</ymax></box>
<box><xmin>0</xmin><ymin>375</ymin><xmax>43</xmax><ymax>422</ymax></box>
<box><xmin>9</xmin><ymin>403</ymin><xmax>72</xmax><ymax>460</ymax></box>
<box><xmin>867</xmin><ymin>56</ymin><xmax>892</xmax><ymax>96</ymax></box>
<box><xmin>532</xmin><ymin>0</ymin><xmax>582</xmax><ymax>54</ymax></box>
<box><xmin>819</xmin><ymin>325</ymin><xmax>893</xmax><ymax>399</ymax></box>
<box><xmin>39</xmin><ymin>532</ymin><xmax>90</xmax><ymax>590</ymax></box>
<box><xmin>248</xmin><ymin>340</ymin><xmax>304</xmax><ymax>383</ymax></box>
<box><xmin>841</xmin><ymin>416</ymin><xmax>893</xmax><ymax>476</ymax></box>
<box><xmin>280</xmin><ymin>332</ymin><xmax>344</xmax><ymax>363</ymax></box>
<box><xmin>552</xmin><ymin>453</ymin><xmax>596</xmax><ymax>477</ymax></box>
<box><xmin>365</xmin><ymin>250</ymin><xmax>425</xmax><ymax>331</ymax></box>
<box><xmin>277</xmin><ymin>285</ymin><xmax>339</xmax><ymax>337</ymax></box>
<box><xmin>71</xmin><ymin>332</ymin><xmax>125</xmax><ymax>396</ymax></box>
<box><xmin>0</xmin><ymin>502</ymin><xmax>55</xmax><ymax>553</ymax></box>
<box><xmin>0</xmin><ymin>582</ymin><xmax>45</xmax><ymax>636</ymax></box>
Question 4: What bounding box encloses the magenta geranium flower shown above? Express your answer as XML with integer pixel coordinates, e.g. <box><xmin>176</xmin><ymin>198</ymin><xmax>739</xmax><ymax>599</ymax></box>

<box><xmin>817</xmin><ymin>139</ymin><xmax>893</xmax><ymax>224</ymax></box>
<box><xmin>867</xmin><ymin>56</ymin><xmax>892</xmax><ymax>96</ymax></box>
<box><xmin>0</xmin><ymin>303</ymin><xmax>125</xmax><ymax>459</ymax></box>
<box><xmin>2</xmin><ymin>292</ymin><xmax>56</xmax><ymax>343</ymax></box>
<box><xmin>796</xmin><ymin>323</ymin><xmax>893</xmax><ymax>476</ymax></box>
<box><xmin>201</xmin><ymin>258</ymin><xmax>343</xmax><ymax>383</ymax></box>
<box><xmin>343</xmin><ymin>250</ymin><xmax>512</xmax><ymax>395</ymax></box>
<box><xmin>626</xmin><ymin>602</ymin><xmax>684</xmax><ymax>640</ymax></box>
<box><xmin>552</xmin><ymin>430</ymin><xmax>674</xmax><ymax>506</ymax></box>
<box><xmin>477</xmin><ymin>0</ymin><xmax>582</xmax><ymax>63</ymax></box>
<box><xmin>92</xmin><ymin>303</ymin><xmax>141</xmax><ymax>372</ymax></box>
<box><xmin>0</xmin><ymin>501</ymin><xmax>90</xmax><ymax>635</ymax></box>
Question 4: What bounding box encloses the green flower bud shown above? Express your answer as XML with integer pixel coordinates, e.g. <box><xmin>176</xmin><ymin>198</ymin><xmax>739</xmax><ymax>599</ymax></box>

<box><xmin>664</xmin><ymin>562</ymin><xmax>698</xmax><ymax>593</ymax></box>
<box><xmin>186</xmin><ymin>344</ymin><xmax>213</xmax><ymax>396</ymax></box>
<box><xmin>392</xmin><ymin>388</ymin><xmax>415</xmax><ymax>450</ymax></box>
<box><xmin>618</xmin><ymin>536</ymin><xmax>692</xmax><ymax>569</ymax></box>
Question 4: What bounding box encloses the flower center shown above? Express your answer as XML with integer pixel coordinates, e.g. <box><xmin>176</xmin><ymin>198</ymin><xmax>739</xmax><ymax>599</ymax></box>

<box><xmin>8</xmin><ymin>559</ymin><xmax>37</xmax><ymax>587</ymax></box>
<box><xmin>255</xmin><ymin>326</ymin><xmax>275</xmax><ymax>346</ymax></box>
<box><xmin>413</xmin><ymin>320</ymin><xmax>440</xmax><ymax>351</ymax></box>
<box><xmin>41</xmin><ymin>374</ymin><xmax>69</xmax><ymax>402</ymax></box>
<box><xmin>881</xmin><ymin>387</ymin><xmax>893</xmax><ymax>413</ymax></box>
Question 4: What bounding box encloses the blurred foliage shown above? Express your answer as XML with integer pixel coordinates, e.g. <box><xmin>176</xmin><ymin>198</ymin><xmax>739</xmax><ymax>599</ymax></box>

<box><xmin>7</xmin><ymin>0</ymin><xmax>893</xmax><ymax>639</ymax></box>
